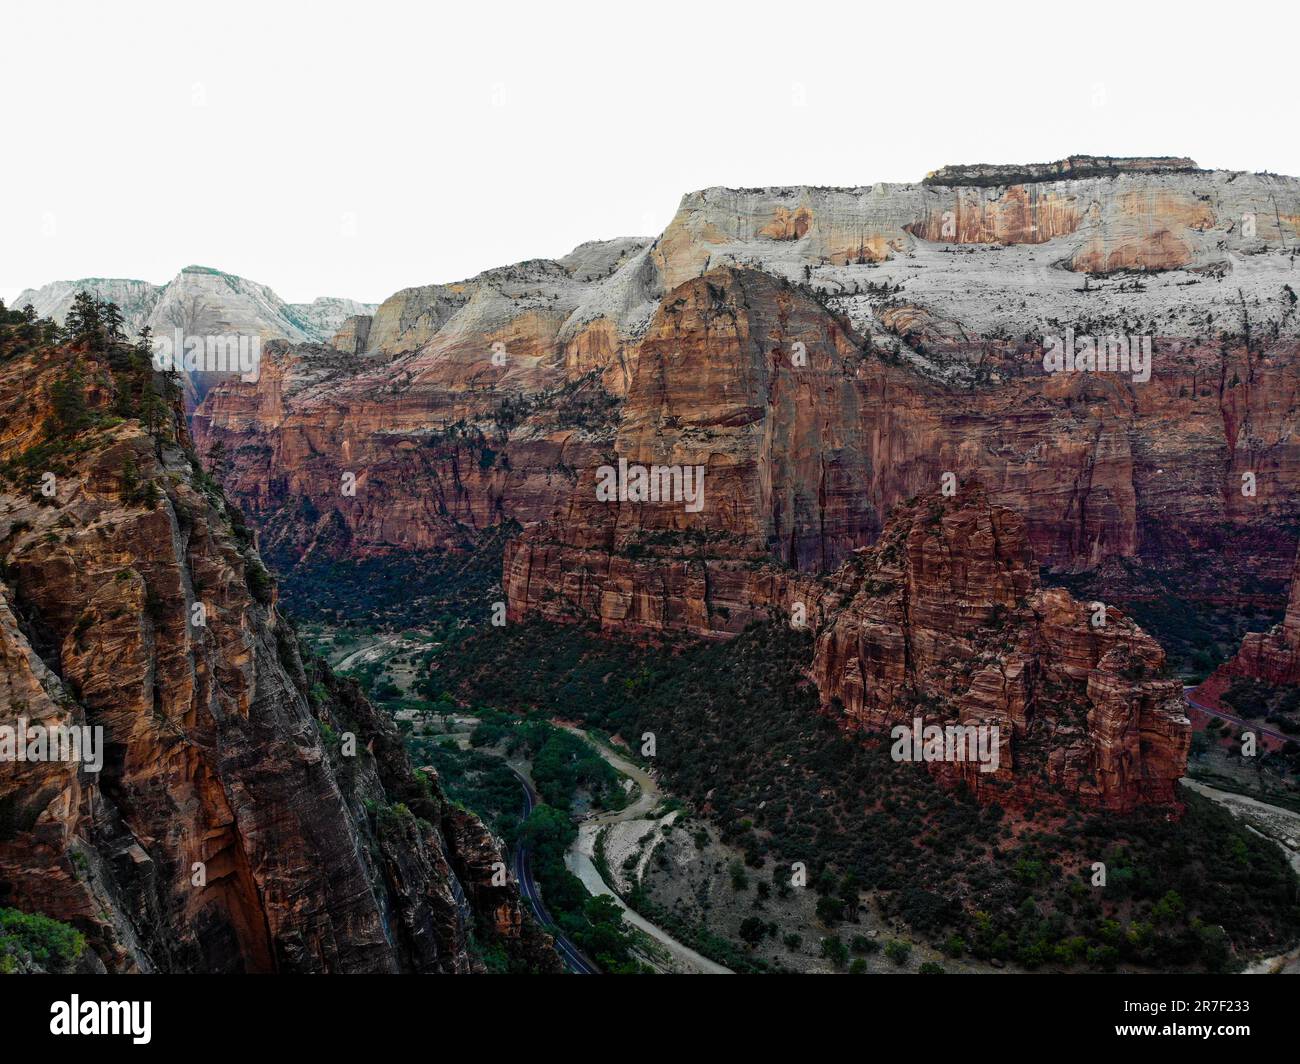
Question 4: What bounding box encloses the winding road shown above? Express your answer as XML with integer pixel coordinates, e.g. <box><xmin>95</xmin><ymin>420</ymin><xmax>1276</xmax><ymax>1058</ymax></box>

<box><xmin>508</xmin><ymin>767</ymin><xmax>600</xmax><ymax>975</ymax></box>
<box><xmin>1184</xmin><ymin>686</ymin><xmax>1294</xmax><ymax>744</ymax></box>
<box><xmin>508</xmin><ymin>735</ymin><xmax>730</xmax><ymax>974</ymax></box>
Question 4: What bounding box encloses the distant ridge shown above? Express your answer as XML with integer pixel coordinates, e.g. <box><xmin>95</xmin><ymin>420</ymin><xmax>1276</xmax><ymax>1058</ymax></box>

<box><xmin>923</xmin><ymin>155</ymin><xmax>1201</xmax><ymax>187</ymax></box>
<box><xmin>11</xmin><ymin>266</ymin><xmax>375</xmax><ymax>346</ymax></box>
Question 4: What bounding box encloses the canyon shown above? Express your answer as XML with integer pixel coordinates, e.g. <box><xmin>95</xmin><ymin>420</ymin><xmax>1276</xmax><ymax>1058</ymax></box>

<box><xmin>190</xmin><ymin>159</ymin><xmax>1300</xmax><ymax>600</ymax></box>
<box><xmin>5</xmin><ymin>155</ymin><xmax>1300</xmax><ymax>982</ymax></box>
<box><xmin>176</xmin><ymin>157</ymin><xmax>1300</xmax><ymax>813</ymax></box>
<box><xmin>7</xmin><ymin>157</ymin><xmax>1299</xmax><ymax>914</ymax></box>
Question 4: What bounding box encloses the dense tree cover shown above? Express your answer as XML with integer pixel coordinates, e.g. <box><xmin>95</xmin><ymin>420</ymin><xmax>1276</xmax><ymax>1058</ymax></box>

<box><xmin>514</xmin><ymin>805</ymin><xmax>641</xmax><ymax>972</ymax></box>
<box><xmin>432</xmin><ymin>618</ymin><xmax>1300</xmax><ymax>972</ymax></box>
<box><xmin>276</xmin><ymin>529</ymin><xmax>513</xmax><ymax>631</ymax></box>
<box><xmin>408</xmin><ymin>740</ymin><xmax>523</xmax><ymax>838</ymax></box>
<box><xmin>468</xmin><ymin>711</ymin><xmax>624</xmax><ymax>812</ymax></box>
<box><xmin>0</xmin><ymin>907</ymin><xmax>86</xmax><ymax>974</ymax></box>
<box><xmin>410</xmin><ymin>714</ymin><xmax>625</xmax><ymax>826</ymax></box>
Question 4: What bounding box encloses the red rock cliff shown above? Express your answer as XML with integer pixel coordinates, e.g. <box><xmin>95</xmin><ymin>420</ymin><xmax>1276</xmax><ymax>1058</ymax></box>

<box><xmin>198</xmin><ymin>167</ymin><xmax>1300</xmax><ymax>611</ymax></box>
<box><xmin>0</xmin><ymin>334</ymin><xmax>556</xmax><ymax>972</ymax></box>
<box><xmin>504</xmin><ymin>263</ymin><xmax>1300</xmax><ymax>639</ymax></box>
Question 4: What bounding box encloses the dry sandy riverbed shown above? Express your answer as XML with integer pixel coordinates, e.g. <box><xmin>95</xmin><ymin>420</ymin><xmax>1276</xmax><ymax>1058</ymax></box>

<box><xmin>557</xmin><ymin>726</ymin><xmax>732</xmax><ymax>974</ymax></box>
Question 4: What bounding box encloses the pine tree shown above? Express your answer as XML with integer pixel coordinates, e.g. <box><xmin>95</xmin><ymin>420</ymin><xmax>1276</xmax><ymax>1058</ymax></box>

<box><xmin>47</xmin><ymin>366</ymin><xmax>90</xmax><ymax>436</ymax></box>
<box><xmin>64</xmin><ymin>290</ymin><xmax>102</xmax><ymax>347</ymax></box>
<box><xmin>206</xmin><ymin>438</ymin><xmax>232</xmax><ymax>481</ymax></box>
<box><xmin>102</xmin><ymin>301</ymin><xmax>125</xmax><ymax>344</ymax></box>
<box><xmin>141</xmin><ymin>389</ymin><xmax>169</xmax><ymax>441</ymax></box>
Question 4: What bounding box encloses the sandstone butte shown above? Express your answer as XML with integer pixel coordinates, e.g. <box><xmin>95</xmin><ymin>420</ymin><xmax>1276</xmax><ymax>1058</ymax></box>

<box><xmin>810</xmin><ymin>485</ymin><xmax>1191</xmax><ymax>812</ymax></box>
<box><xmin>0</xmin><ymin>334</ymin><xmax>558</xmax><ymax>973</ymax></box>
<box><xmin>179</xmin><ymin>158</ymin><xmax>1297</xmax><ymax>817</ymax></box>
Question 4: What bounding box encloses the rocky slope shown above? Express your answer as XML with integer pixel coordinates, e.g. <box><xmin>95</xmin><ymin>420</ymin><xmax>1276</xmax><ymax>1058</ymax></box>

<box><xmin>809</xmin><ymin>485</ymin><xmax>1191</xmax><ymax>811</ymax></box>
<box><xmin>0</xmin><ymin>325</ymin><xmax>556</xmax><ymax>973</ymax></box>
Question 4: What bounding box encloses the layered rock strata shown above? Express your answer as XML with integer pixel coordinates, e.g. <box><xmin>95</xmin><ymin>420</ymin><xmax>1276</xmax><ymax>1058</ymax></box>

<box><xmin>193</xmin><ymin>161</ymin><xmax>1300</xmax><ymax>613</ymax></box>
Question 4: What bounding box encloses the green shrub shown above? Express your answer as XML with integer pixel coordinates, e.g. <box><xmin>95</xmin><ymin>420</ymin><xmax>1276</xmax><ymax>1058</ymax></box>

<box><xmin>0</xmin><ymin>908</ymin><xmax>85</xmax><ymax>970</ymax></box>
<box><xmin>885</xmin><ymin>939</ymin><xmax>912</xmax><ymax>965</ymax></box>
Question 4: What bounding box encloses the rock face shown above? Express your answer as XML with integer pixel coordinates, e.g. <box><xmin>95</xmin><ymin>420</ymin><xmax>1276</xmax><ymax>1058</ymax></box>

<box><xmin>329</xmin><ymin>313</ymin><xmax>373</xmax><ymax>355</ymax></box>
<box><xmin>923</xmin><ymin>156</ymin><xmax>1201</xmax><ymax>187</ymax></box>
<box><xmin>1231</xmin><ymin>541</ymin><xmax>1300</xmax><ymax>685</ymax></box>
<box><xmin>0</xmin><ymin>333</ymin><xmax>556</xmax><ymax>973</ymax></box>
<box><xmin>648</xmin><ymin>159</ymin><xmax>1296</xmax><ymax>295</ymax></box>
<box><xmin>1198</xmin><ymin>542</ymin><xmax>1300</xmax><ymax>703</ymax></box>
<box><xmin>190</xmin><ymin>335</ymin><xmax>613</xmax><ymax>565</ymax></box>
<box><xmin>502</xmin><ymin>267</ymin><xmax>878</xmax><ymax>638</ymax></box>
<box><xmin>809</xmin><ymin>486</ymin><xmax>1191</xmax><ymax>811</ymax></box>
<box><xmin>190</xmin><ymin>239</ymin><xmax>656</xmax><ymax>563</ymax></box>
<box><xmin>195</xmin><ymin>160</ymin><xmax>1300</xmax><ymax>605</ymax></box>
<box><xmin>7</xmin><ymin>278</ymin><xmax>163</xmax><ymax>334</ymax></box>
<box><xmin>504</xmin><ymin>258</ymin><xmax>1300</xmax><ymax>637</ymax></box>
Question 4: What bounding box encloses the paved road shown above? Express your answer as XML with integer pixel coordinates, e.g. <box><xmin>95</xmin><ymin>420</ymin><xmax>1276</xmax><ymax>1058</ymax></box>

<box><xmin>508</xmin><ymin>767</ymin><xmax>599</xmax><ymax>975</ymax></box>
<box><xmin>1184</xmin><ymin>687</ymin><xmax>1294</xmax><ymax>744</ymax></box>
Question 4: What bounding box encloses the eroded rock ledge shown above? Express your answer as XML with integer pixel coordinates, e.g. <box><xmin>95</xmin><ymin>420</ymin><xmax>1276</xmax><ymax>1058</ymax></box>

<box><xmin>923</xmin><ymin>155</ymin><xmax>1201</xmax><ymax>187</ymax></box>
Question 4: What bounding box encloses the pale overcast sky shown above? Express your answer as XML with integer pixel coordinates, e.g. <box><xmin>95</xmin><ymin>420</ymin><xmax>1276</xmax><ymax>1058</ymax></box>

<box><xmin>3</xmin><ymin>0</ymin><xmax>1297</xmax><ymax>307</ymax></box>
